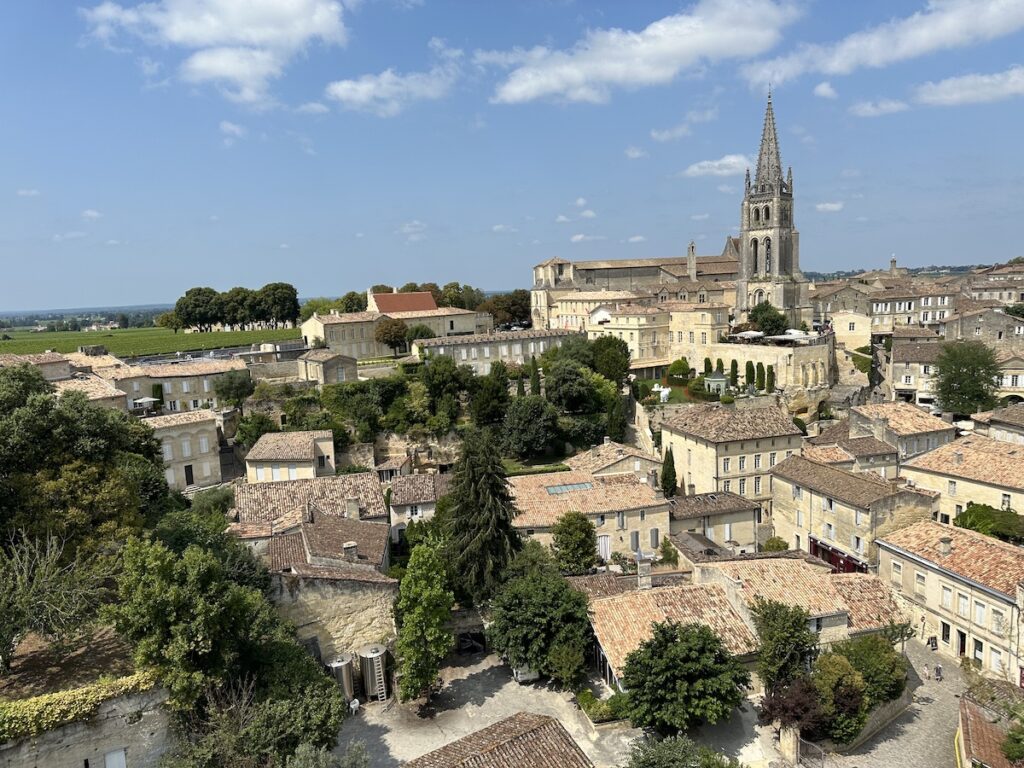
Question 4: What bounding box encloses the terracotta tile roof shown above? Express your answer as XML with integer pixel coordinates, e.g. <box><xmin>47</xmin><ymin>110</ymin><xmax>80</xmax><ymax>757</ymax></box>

<box><xmin>554</xmin><ymin>290</ymin><xmax>649</xmax><ymax>302</ymax></box>
<box><xmin>508</xmin><ymin>471</ymin><xmax>665</xmax><ymax>528</ymax></box>
<box><xmin>403</xmin><ymin>712</ymin><xmax>594</xmax><ymax>768</ymax></box>
<box><xmin>670</xmin><ymin>491</ymin><xmax>759</xmax><ymax>521</ymax></box>
<box><xmin>98</xmin><ymin>358</ymin><xmax>248</xmax><ymax>380</ymax></box>
<box><xmin>0</xmin><ymin>351</ymin><xmax>67</xmax><ymax>366</ymax></box>
<box><xmin>564</xmin><ymin>441</ymin><xmax>660</xmax><ymax>475</ymax></box>
<box><xmin>891</xmin><ymin>342</ymin><xmax>944</xmax><ymax>364</ymax></box>
<box><xmin>268</xmin><ymin>531</ymin><xmax>395</xmax><ymax>585</ymax></box>
<box><xmin>702</xmin><ymin>559</ymin><xmax>847</xmax><ymax>618</ymax></box>
<box><xmin>878</xmin><ymin>520</ymin><xmax>1024</xmax><ymax>598</ymax></box>
<box><xmin>268</xmin><ymin>531</ymin><xmax>306</xmax><ymax>570</ymax></box>
<box><xmin>801</xmin><ymin>444</ymin><xmax>855</xmax><ymax>465</ymax></box>
<box><xmin>851</xmin><ymin>402</ymin><xmax>954</xmax><ymax>436</ymax></box>
<box><xmin>246</xmin><ymin>430</ymin><xmax>332</xmax><ymax>462</ymax></box>
<box><xmin>892</xmin><ymin>326</ymin><xmax>939</xmax><ymax>340</ymax></box>
<box><xmin>375</xmin><ymin>454</ymin><xmax>411</xmax><ymax>471</ymax></box>
<box><xmin>372</xmin><ymin>291</ymin><xmax>437</xmax><ymax>313</ymax></box>
<box><xmin>590</xmin><ymin>584</ymin><xmax>757</xmax><ymax>677</ymax></box>
<box><xmin>807</xmin><ymin>421</ymin><xmax>895</xmax><ymax>458</ymax></box>
<box><xmin>387</xmin><ymin>307</ymin><xmax>478</xmax><ymax>319</ymax></box>
<box><xmin>234</xmin><ymin>474</ymin><xmax>387</xmax><ymax>522</ymax></box>
<box><xmin>566</xmin><ymin>573</ymin><xmax>689</xmax><ymax>603</ymax></box>
<box><xmin>771</xmin><ymin>456</ymin><xmax>899</xmax><ymax>508</ymax></box>
<box><xmin>292</xmin><ymin>513</ymin><xmax>390</xmax><ymax>567</ymax></box>
<box><xmin>663</xmin><ymin>403</ymin><xmax>802</xmax><ymax>443</ymax></box>
<box><xmin>313</xmin><ymin>311</ymin><xmax>383</xmax><ymax>325</ymax></box>
<box><xmin>62</xmin><ymin>351</ymin><xmax>125</xmax><ymax>369</ymax></box>
<box><xmin>903</xmin><ymin>435</ymin><xmax>1024</xmax><ymax>492</ymax></box>
<box><xmin>959</xmin><ymin>697</ymin><xmax>1021</xmax><ymax>768</ymax></box>
<box><xmin>52</xmin><ymin>373</ymin><xmax>127</xmax><ymax>402</ymax></box>
<box><xmin>990</xmin><ymin>403</ymin><xmax>1024</xmax><ymax>429</ymax></box>
<box><xmin>829</xmin><ymin>574</ymin><xmax>904</xmax><ymax>634</ymax></box>
<box><xmin>390</xmin><ymin>473</ymin><xmax>452</xmax><ymax>507</ymax></box>
<box><xmin>416</xmin><ymin>329</ymin><xmax>578</xmax><ymax>348</ymax></box>
<box><xmin>142</xmin><ymin>408</ymin><xmax>219</xmax><ymax>429</ymax></box>
<box><xmin>841</xmin><ymin>436</ymin><xmax>898</xmax><ymax>457</ymax></box>
<box><xmin>298</xmin><ymin>349</ymin><xmax>350</xmax><ymax>362</ymax></box>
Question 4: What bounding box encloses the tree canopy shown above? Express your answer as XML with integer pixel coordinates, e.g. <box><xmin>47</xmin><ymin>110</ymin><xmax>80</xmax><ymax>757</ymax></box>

<box><xmin>501</xmin><ymin>396</ymin><xmax>560</xmax><ymax>458</ymax></box>
<box><xmin>954</xmin><ymin>502</ymin><xmax>1024</xmax><ymax>543</ymax></box>
<box><xmin>750</xmin><ymin>597</ymin><xmax>819</xmax><ymax>692</ymax></box>
<box><xmin>396</xmin><ymin>538</ymin><xmax>454</xmax><ymax>701</ymax></box>
<box><xmin>749</xmin><ymin>302</ymin><xmax>788</xmax><ymax>336</ymax></box>
<box><xmin>550</xmin><ymin>511</ymin><xmax>597</xmax><ymax>574</ymax></box>
<box><xmin>619</xmin><ymin>736</ymin><xmax>744</xmax><ymax>768</ymax></box>
<box><xmin>174</xmin><ymin>283</ymin><xmax>301</xmax><ymax>331</ymax></box>
<box><xmin>935</xmin><ymin>341</ymin><xmax>1001</xmax><ymax>415</ymax></box>
<box><xmin>374</xmin><ymin>317</ymin><xmax>409</xmax><ymax>357</ymax></box>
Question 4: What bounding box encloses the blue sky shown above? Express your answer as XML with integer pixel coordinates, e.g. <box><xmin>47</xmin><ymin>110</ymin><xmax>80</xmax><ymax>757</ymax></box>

<box><xmin>3</xmin><ymin>0</ymin><xmax>1024</xmax><ymax>311</ymax></box>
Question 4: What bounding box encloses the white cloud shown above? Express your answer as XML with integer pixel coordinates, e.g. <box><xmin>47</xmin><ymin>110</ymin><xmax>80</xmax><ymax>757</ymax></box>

<box><xmin>555</xmin><ymin>214</ymin><xmax>570</xmax><ymax>223</ymax></box>
<box><xmin>691</xmin><ymin>213</ymin><xmax>710</xmax><ymax>221</ymax></box>
<box><xmin>53</xmin><ymin>231</ymin><xmax>87</xmax><ymax>243</ymax></box>
<box><xmin>355</xmin><ymin>232</ymin><xmax>365</xmax><ymax>238</ymax></box>
<box><xmin>682</xmin><ymin>153</ymin><xmax>751</xmax><ymax>177</ymax></box>
<box><xmin>16</xmin><ymin>188</ymin><xmax>40</xmax><ymax>197</ymax></box>
<box><xmin>840</xmin><ymin>168</ymin><xmax>861</xmax><ymax>179</ymax></box>
<box><xmin>105</xmin><ymin>239</ymin><xmax>121</xmax><ymax>246</ymax></box>
<box><xmin>296</xmin><ymin>101</ymin><xmax>329</xmax><ymax>114</ymax></box>
<box><xmin>575</xmin><ymin>197</ymin><xmax>587</xmax><ymax>207</ymax></box>
<box><xmin>325</xmin><ymin>38</ymin><xmax>461</xmax><ymax>117</ymax></box>
<box><xmin>580</xmin><ymin>209</ymin><xmax>597</xmax><ymax>219</ymax></box>
<box><xmin>398</xmin><ymin>219</ymin><xmax>427</xmax><ymax>242</ymax></box>
<box><xmin>815</xmin><ymin>201</ymin><xmax>844</xmax><ymax>212</ymax></box>
<box><xmin>492</xmin><ymin>224</ymin><xmax>518</xmax><ymax>233</ymax></box>
<box><xmin>81</xmin><ymin>209</ymin><xmax>103</xmax><ymax>220</ymax></box>
<box><xmin>651</xmin><ymin>123</ymin><xmax>691</xmax><ymax>142</ymax></box>
<box><xmin>746</xmin><ymin>0</ymin><xmax>1024</xmax><ymax>87</ymax></box>
<box><xmin>478</xmin><ymin>0</ymin><xmax>799</xmax><ymax>104</ymax></box>
<box><xmin>915</xmin><ymin>65</ymin><xmax>1024</xmax><ymax>106</ymax></box>
<box><xmin>82</xmin><ymin>0</ymin><xmax>348</xmax><ymax>106</ymax></box>
<box><xmin>280</xmin><ymin>243</ymin><xmax>290</xmax><ymax>249</ymax></box>
<box><xmin>219</xmin><ymin>119</ymin><xmax>247</xmax><ymax>147</ymax></box>
<box><xmin>813</xmin><ymin>80</ymin><xmax>837</xmax><ymax>99</ymax></box>
<box><xmin>716</xmin><ymin>184</ymin><xmax>735</xmax><ymax>194</ymax></box>
<box><xmin>849</xmin><ymin>99</ymin><xmax>908</xmax><ymax>117</ymax></box>
<box><xmin>625</xmin><ymin>146</ymin><xmax>647</xmax><ymax>159</ymax></box>
<box><xmin>627</xmin><ymin>235</ymin><xmax>646</xmax><ymax>243</ymax></box>
<box><xmin>571</xmin><ymin>233</ymin><xmax>606</xmax><ymax>243</ymax></box>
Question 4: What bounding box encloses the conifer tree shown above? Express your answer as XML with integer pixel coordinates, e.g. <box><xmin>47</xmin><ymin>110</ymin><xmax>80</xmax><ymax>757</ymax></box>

<box><xmin>396</xmin><ymin>538</ymin><xmax>454</xmax><ymax>701</ymax></box>
<box><xmin>529</xmin><ymin>356</ymin><xmax>541</xmax><ymax>396</ymax></box>
<box><xmin>606</xmin><ymin>394</ymin><xmax>627</xmax><ymax>442</ymax></box>
<box><xmin>729</xmin><ymin>360</ymin><xmax>739</xmax><ymax>388</ymax></box>
<box><xmin>661</xmin><ymin>447</ymin><xmax>677</xmax><ymax>498</ymax></box>
<box><xmin>745</xmin><ymin>361</ymin><xmax>756</xmax><ymax>388</ymax></box>
<box><xmin>756</xmin><ymin>362</ymin><xmax>766</xmax><ymax>391</ymax></box>
<box><xmin>516</xmin><ymin>373</ymin><xmax>525</xmax><ymax>397</ymax></box>
<box><xmin>766</xmin><ymin>365</ymin><xmax>776</xmax><ymax>393</ymax></box>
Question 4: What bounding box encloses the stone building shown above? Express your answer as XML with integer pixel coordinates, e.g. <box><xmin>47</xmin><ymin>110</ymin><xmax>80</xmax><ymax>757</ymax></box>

<box><xmin>296</xmin><ymin>349</ymin><xmax>357</xmax><ymax>385</ymax></box>
<box><xmin>848</xmin><ymin>402</ymin><xmax>956</xmax><ymax>460</ymax></box>
<box><xmin>564</xmin><ymin>438</ymin><xmax>661</xmax><ymax>479</ymax></box>
<box><xmin>245</xmin><ymin>430</ymin><xmax>336</xmax><ymax>483</ymax></box>
<box><xmin>388</xmin><ymin>472</ymin><xmax>452</xmax><ymax>542</ymax></box>
<box><xmin>886</xmin><ymin>341</ymin><xmax>943</xmax><ymax>406</ymax></box>
<box><xmin>974</xmin><ymin>403</ymin><xmax>1024</xmax><ymax>445</ymax></box>
<box><xmin>900</xmin><ymin>435</ymin><xmax>1024</xmax><ymax>524</ymax></box>
<box><xmin>0</xmin><ymin>351</ymin><xmax>72</xmax><ymax>380</ymax></box>
<box><xmin>98</xmin><ymin>357</ymin><xmax>249</xmax><ymax>412</ymax></box>
<box><xmin>143</xmin><ymin>409</ymin><xmax>222</xmax><ymax>491</ymax></box>
<box><xmin>661</xmin><ymin>402</ymin><xmax>803</xmax><ymax>514</ymax></box>
<box><xmin>412</xmin><ymin>328</ymin><xmax>577</xmax><ymax>375</ymax></box>
<box><xmin>668</xmin><ymin>491</ymin><xmax>761</xmax><ymax>555</ymax></box>
<box><xmin>803</xmin><ymin>420</ymin><xmax>898</xmax><ymax>478</ymax></box>
<box><xmin>878</xmin><ymin>521</ymin><xmax>1024</xmax><ymax>684</ymax></box>
<box><xmin>508</xmin><ymin>470</ymin><xmax>669</xmax><ymax>560</ymax></box>
<box><xmin>770</xmin><ymin>455</ymin><xmax>938</xmax><ymax>572</ymax></box>
<box><xmin>52</xmin><ymin>372</ymin><xmax>129</xmax><ymax>411</ymax></box>
<box><xmin>939</xmin><ymin>307</ymin><xmax>1024</xmax><ymax>353</ymax></box>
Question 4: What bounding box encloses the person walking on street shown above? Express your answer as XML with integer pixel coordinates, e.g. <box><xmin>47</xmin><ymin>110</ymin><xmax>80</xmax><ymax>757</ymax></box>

<box><xmin>922</xmin><ymin>664</ymin><xmax>931</xmax><ymax>681</ymax></box>
<box><xmin>935</xmin><ymin>663</ymin><xmax>943</xmax><ymax>682</ymax></box>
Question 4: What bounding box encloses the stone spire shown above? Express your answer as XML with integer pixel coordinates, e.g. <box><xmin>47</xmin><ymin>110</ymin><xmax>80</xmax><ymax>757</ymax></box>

<box><xmin>754</xmin><ymin>92</ymin><xmax>782</xmax><ymax>188</ymax></box>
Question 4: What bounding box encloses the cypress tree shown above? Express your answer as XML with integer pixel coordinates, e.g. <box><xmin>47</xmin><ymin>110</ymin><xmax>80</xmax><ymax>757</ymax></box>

<box><xmin>703</xmin><ymin>357</ymin><xmax>712</xmax><ymax>375</ymax></box>
<box><xmin>756</xmin><ymin>362</ymin><xmax>766</xmax><ymax>391</ymax></box>
<box><xmin>729</xmin><ymin>359</ymin><xmax>739</xmax><ymax>388</ymax></box>
<box><xmin>447</xmin><ymin>428</ymin><xmax>522</xmax><ymax>601</ymax></box>
<box><xmin>766</xmin><ymin>365</ymin><xmax>776</xmax><ymax>393</ymax></box>
<box><xmin>607</xmin><ymin>395</ymin><xmax>627</xmax><ymax>443</ymax></box>
<box><xmin>529</xmin><ymin>356</ymin><xmax>541</xmax><ymax>396</ymax></box>
<box><xmin>516</xmin><ymin>373</ymin><xmax>526</xmax><ymax>397</ymax></box>
<box><xmin>661</xmin><ymin>447</ymin><xmax>677</xmax><ymax>498</ymax></box>
<box><xmin>745</xmin><ymin>360</ymin><xmax>756</xmax><ymax>388</ymax></box>
<box><xmin>715</xmin><ymin>358</ymin><xmax>724</xmax><ymax>374</ymax></box>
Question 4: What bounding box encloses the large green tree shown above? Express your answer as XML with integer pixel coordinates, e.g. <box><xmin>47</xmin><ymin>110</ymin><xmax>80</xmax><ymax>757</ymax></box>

<box><xmin>487</xmin><ymin>568</ymin><xmax>591</xmax><ymax>687</ymax></box>
<box><xmin>529</xmin><ymin>356</ymin><xmax>542</xmax><ymax>395</ymax></box>
<box><xmin>214</xmin><ymin>370</ymin><xmax>255</xmax><ymax>413</ymax></box>
<box><xmin>374</xmin><ymin>317</ymin><xmax>410</xmax><ymax>357</ymax></box>
<box><xmin>501</xmin><ymin>396</ymin><xmax>560</xmax><ymax>458</ymax></box>
<box><xmin>811</xmin><ymin>653</ymin><xmax>868</xmax><ymax>744</ymax></box>
<box><xmin>396</xmin><ymin>538</ymin><xmax>454</xmax><ymax>701</ymax></box>
<box><xmin>831</xmin><ymin>635</ymin><xmax>907</xmax><ymax>707</ymax></box>
<box><xmin>935</xmin><ymin>341</ymin><xmax>1001</xmax><ymax>414</ymax></box>
<box><xmin>446</xmin><ymin>429</ymin><xmax>522</xmax><ymax>601</ymax></box>
<box><xmin>545</xmin><ymin>360</ymin><xmax>596</xmax><ymax>413</ymax></box>
<box><xmin>749</xmin><ymin>302</ymin><xmax>788</xmax><ymax>336</ymax></box>
<box><xmin>623</xmin><ymin>621</ymin><xmax>749</xmax><ymax>734</ymax></box>
<box><xmin>750</xmin><ymin>597</ymin><xmax>819</xmax><ymax>692</ymax></box>
<box><xmin>620</xmin><ymin>736</ymin><xmax>744</xmax><ymax>768</ymax></box>
<box><xmin>257</xmin><ymin>283</ymin><xmax>301</xmax><ymax>326</ymax></box>
<box><xmin>470</xmin><ymin>362</ymin><xmax>510</xmax><ymax>427</ymax></box>
<box><xmin>954</xmin><ymin>502</ymin><xmax>1024</xmax><ymax>543</ymax></box>
<box><xmin>606</xmin><ymin>394</ymin><xmax>627</xmax><ymax>443</ymax></box>
<box><xmin>592</xmin><ymin>335</ymin><xmax>631</xmax><ymax>384</ymax></box>
<box><xmin>175</xmin><ymin>286</ymin><xmax>223</xmax><ymax>331</ymax></box>
<box><xmin>550</xmin><ymin>511</ymin><xmax>597</xmax><ymax>574</ymax></box>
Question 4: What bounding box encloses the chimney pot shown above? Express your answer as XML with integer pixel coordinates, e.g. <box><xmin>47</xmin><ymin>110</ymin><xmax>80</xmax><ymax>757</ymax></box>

<box><xmin>938</xmin><ymin>536</ymin><xmax>952</xmax><ymax>557</ymax></box>
<box><xmin>953</xmin><ymin>452</ymin><xmax>963</xmax><ymax>465</ymax></box>
<box><xmin>603</xmin><ymin>436</ymin><xmax>611</xmax><ymax>445</ymax></box>
<box><xmin>637</xmin><ymin>556</ymin><xmax>652</xmax><ymax>590</ymax></box>
<box><xmin>343</xmin><ymin>541</ymin><xmax>358</xmax><ymax>561</ymax></box>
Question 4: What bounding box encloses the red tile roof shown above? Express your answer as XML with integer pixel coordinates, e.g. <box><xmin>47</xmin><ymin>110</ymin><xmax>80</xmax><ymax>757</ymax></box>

<box><xmin>372</xmin><ymin>292</ymin><xmax>438</xmax><ymax>312</ymax></box>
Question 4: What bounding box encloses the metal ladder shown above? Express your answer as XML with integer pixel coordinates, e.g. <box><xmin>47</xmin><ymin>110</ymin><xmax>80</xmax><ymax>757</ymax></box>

<box><xmin>370</xmin><ymin>657</ymin><xmax>387</xmax><ymax>702</ymax></box>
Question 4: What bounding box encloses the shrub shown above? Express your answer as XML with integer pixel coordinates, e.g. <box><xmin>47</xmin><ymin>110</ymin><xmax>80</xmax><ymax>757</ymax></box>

<box><xmin>576</xmin><ymin>689</ymin><xmax>631</xmax><ymax>723</ymax></box>
<box><xmin>762</xmin><ymin>536</ymin><xmax>787</xmax><ymax>552</ymax></box>
<box><xmin>831</xmin><ymin>635</ymin><xmax>907</xmax><ymax>707</ymax></box>
<box><xmin>720</xmin><ymin>394</ymin><xmax>735</xmax><ymax>404</ymax></box>
<box><xmin>812</xmin><ymin>653</ymin><xmax>868</xmax><ymax>744</ymax></box>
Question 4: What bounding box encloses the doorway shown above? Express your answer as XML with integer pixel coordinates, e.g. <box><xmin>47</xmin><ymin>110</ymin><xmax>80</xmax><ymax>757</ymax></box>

<box><xmin>184</xmin><ymin>464</ymin><xmax>194</xmax><ymax>486</ymax></box>
<box><xmin>957</xmin><ymin>629</ymin><xmax>967</xmax><ymax>657</ymax></box>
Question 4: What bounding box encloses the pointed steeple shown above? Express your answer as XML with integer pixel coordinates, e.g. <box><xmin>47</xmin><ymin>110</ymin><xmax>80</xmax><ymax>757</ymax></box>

<box><xmin>754</xmin><ymin>92</ymin><xmax>782</xmax><ymax>188</ymax></box>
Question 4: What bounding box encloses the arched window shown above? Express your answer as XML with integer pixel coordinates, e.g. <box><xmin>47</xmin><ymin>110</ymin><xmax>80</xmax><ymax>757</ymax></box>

<box><xmin>763</xmin><ymin>206</ymin><xmax>770</xmax><ymax>222</ymax></box>
<box><xmin>751</xmin><ymin>238</ymin><xmax>759</xmax><ymax>274</ymax></box>
<box><xmin>753</xmin><ymin>208</ymin><xmax>760</xmax><ymax>224</ymax></box>
<box><xmin>764</xmin><ymin>238</ymin><xmax>772</xmax><ymax>275</ymax></box>
<box><xmin>754</xmin><ymin>289</ymin><xmax>765</xmax><ymax>305</ymax></box>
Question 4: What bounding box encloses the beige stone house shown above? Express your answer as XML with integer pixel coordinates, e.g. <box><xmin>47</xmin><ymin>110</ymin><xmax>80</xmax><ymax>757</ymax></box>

<box><xmin>245</xmin><ymin>430</ymin><xmax>335</xmax><ymax>483</ymax></box>
<box><xmin>661</xmin><ymin>402</ymin><xmax>803</xmax><ymax>514</ymax></box>
<box><xmin>770</xmin><ymin>455</ymin><xmax>937</xmax><ymax>573</ymax></box>
<box><xmin>144</xmin><ymin>409</ymin><xmax>222</xmax><ymax>491</ymax></box>
<box><xmin>878</xmin><ymin>521</ymin><xmax>1024</xmax><ymax>684</ymax></box>
<box><xmin>997</xmin><ymin>352</ymin><xmax>1024</xmax><ymax>402</ymax></box>
<box><xmin>297</xmin><ymin>349</ymin><xmax>357</xmax><ymax>385</ymax></box>
<box><xmin>901</xmin><ymin>435</ymin><xmax>1024</xmax><ymax>524</ymax></box>
<box><xmin>940</xmin><ymin>307</ymin><xmax>1024</xmax><ymax>354</ymax></box>
<box><xmin>0</xmin><ymin>351</ymin><xmax>72</xmax><ymax>380</ymax></box>
<box><xmin>508</xmin><ymin>470</ymin><xmax>669</xmax><ymax>560</ymax></box>
<box><xmin>848</xmin><ymin>402</ymin><xmax>956</xmax><ymax>460</ymax></box>
<box><xmin>887</xmin><ymin>342</ymin><xmax>943</xmax><ymax>407</ymax></box>
<box><xmin>803</xmin><ymin>420</ymin><xmax>898</xmax><ymax>478</ymax></box>
<box><xmin>974</xmin><ymin>403</ymin><xmax>1024</xmax><ymax>445</ymax></box>
<box><xmin>564</xmin><ymin>438</ymin><xmax>661</xmax><ymax>479</ymax></box>
<box><xmin>668</xmin><ymin>491</ymin><xmax>761</xmax><ymax>555</ymax></box>
<box><xmin>52</xmin><ymin>372</ymin><xmax>128</xmax><ymax>411</ymax></box>
<box><xmin>98</xmin><ymin>358</ymin><xmax>248</xmax><ymax>412</ymax></box>
<box><xmin>413</xmin><ymin>329</ymin><xmax>576</xmax><ymax>375</ymax></box>
<box><xmin>829</xmin><ymin>310</ymin><xmax>871</xmax><ymax>351</ymax></box>
<box><xmin>229</xmin><ymin>473</ymin><xmax>394</xmax><ymax>658</ymax></box>
<box><xmin>388</xmin><ymin>473</ymin><xmax>452</xmax><ymax>542</ymax></box>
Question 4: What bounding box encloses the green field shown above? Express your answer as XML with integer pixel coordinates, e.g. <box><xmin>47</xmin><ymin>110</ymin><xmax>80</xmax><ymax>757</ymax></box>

<box><xmin>0</xmin><ymin>327</ymin><xmax>301</xmax><ymax>358</ymax></box>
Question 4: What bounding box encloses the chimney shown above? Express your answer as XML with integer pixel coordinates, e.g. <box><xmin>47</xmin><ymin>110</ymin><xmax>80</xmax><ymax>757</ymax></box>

<box><xmin>345</xmin><ymin>497</ymin><xmax>360</xmax><ymax>517</ymax></box>
<box><xmin>303</xmin><ymin>502</ymin><xmax>314</xmax><ymax>524</ymax></box>
<box><xmin>687</xmin><ymin>241</ymin><xmax>697</xmax><ymax>282</ymax></box>
<box><xmin>938</xmin><ymin>536</ymin><xmax>952</xmax><ymax>557</ymax></box>
<box><xmin>688</xmin><ymin>483</ymin><xmax>696</xmax><ymax>496</ymax></box>
<box><xmin>637</xmin><ymin>556</ymin><xmax>652</xmax><ymax>590</ymax></box>
<box><xmin>343</xmin><ymin>541</ymin><xmax>359</xmax><ymax>562</ymax></box>
<box><xmin>890</xmin><ymin>255</ymin><xmax>897</xmax><ymax>275</ymax></box>
<box><xmin>952</xmin><ymin>451</ymin><xmax>963</xmax><ymax>465</ymax></box>
<box><xmin>647</xmin><ymin>469</ymin><xmax>659</xmax><ymax>487</ymax></box>
<box><xmin>603</xmin><ymin>435</ymin><xmax>611</xmax><ymax>445</ymax></box>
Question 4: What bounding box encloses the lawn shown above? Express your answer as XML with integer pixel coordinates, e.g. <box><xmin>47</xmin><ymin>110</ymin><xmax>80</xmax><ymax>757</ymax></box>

<box><xmin>502</xmin><ymin>457</ymin><xmax>571</xmax><ymax>477</ymax></box>
<box><xmin>0</xmin><ymin>327</ymin><xmax>300</xmax><ymax>358</ymax></box>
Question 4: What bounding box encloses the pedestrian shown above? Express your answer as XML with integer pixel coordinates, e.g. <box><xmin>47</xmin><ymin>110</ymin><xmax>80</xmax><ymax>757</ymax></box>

<box><xmin>922</xmin><ymin>664</ymin><xmax>931</xmax><ymax>681</ymax></box>
<box><xmin>935</xmin><ymin>663</ymin><xmax>943</xmax><ymax>682</ymax></box>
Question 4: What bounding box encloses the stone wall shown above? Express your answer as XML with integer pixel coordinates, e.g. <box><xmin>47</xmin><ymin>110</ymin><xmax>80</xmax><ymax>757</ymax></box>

<box><xmin>271</xmin><ymin>574</ymin><xmax>397</xmax><ymax>661</ymax></box>
<box><xmin>0</xmin><ymin>688</ymin><xmax>170</xmax><ymax>768</ymax></box>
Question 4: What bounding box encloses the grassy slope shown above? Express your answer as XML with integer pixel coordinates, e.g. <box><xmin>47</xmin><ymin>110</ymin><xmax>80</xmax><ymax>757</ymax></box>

<box><xmin>0</xmin><ymin>327</ymin><xmax>300</xmax><ymax>358</ymax></box>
